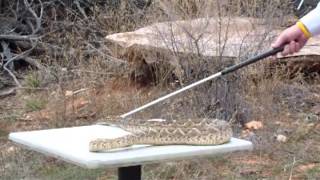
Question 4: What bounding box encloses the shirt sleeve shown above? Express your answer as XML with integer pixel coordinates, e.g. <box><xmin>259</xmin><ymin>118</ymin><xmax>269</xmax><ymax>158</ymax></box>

<box><xmin>300</xmin><ymin>3</ymin><xmax>320</xmax><ymax>36</ymax></box>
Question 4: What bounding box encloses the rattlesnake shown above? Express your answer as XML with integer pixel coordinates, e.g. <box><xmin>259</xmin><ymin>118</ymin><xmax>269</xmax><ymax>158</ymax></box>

<box><xmin>89</xmin><ymin>118</ymin><xmax>232</xmax><ymax>152</ymax></box>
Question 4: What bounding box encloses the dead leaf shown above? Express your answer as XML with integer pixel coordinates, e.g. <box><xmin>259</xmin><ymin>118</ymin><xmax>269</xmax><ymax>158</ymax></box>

<box><xmin>245</xmin><ymin>121</ymin><xmax>263</xmax><ymax>130</ymax></box>
<box><xmin>65</xmin><ymin>97</ymin><xmax>90</xmax><ymax>110</ymax></box>
<box><xmin>65</xmin><ymin>90</ymin><xmax>73</xmax><ymax>97</ymax></box>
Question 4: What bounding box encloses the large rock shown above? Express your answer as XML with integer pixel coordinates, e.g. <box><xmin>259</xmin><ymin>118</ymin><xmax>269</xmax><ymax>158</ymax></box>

<box><xmin>107</xmin><ymin>17</ymin><xmax>279</xmax><ymax>56</ymax></box>
<box><xmin>106</xmin><ymin>17</ymin><xmax>282</xmax><ymax>82</ymax></box>
<box><xmin>106</xmin><ymin>17</ymin><xmax>320</xmax><ymax>82</ymax></box>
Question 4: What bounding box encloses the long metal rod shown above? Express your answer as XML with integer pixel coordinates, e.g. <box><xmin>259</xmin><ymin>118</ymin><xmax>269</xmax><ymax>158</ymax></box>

<box><xmin>120</xmin><ymin>47</ymin><xmax>284</xmax><ymax>118</ymax></box>
<box><xmin>121</xmin><ymin>72</ymin><xmax>222</xmax><ymax>118</ymax></box>
<box><xmin>297</xmin><ymin>0</ymin><xmax>305</xmax><ymax>10</ymax></box>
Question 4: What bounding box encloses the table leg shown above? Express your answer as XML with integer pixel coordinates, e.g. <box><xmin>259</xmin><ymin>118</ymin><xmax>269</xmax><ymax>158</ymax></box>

<box><xmin>118</xmin><ymin>165</ymin><xmax>141</xmax><ymax>180</ymax></box>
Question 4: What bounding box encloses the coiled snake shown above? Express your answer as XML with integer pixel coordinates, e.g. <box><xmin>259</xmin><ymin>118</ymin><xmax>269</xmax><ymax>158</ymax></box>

<box><xmin>89</xmin><ymin>118</ymin><xmax>232</xmax><ymax>152</ymax></box>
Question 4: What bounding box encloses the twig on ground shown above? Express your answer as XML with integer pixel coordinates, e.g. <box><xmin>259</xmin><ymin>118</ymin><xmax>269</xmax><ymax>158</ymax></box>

<box><xmin>0</xmin><ymin>87</ymin><xmax>16</xmax><ymax>98</ymax></box>
<box><xmin>289</xmin><ymin>156</ymin><xmax>297</xmax><ymax>180</ymax></box>
<box><xmin>3</xmin><ymin>65</ymin><xmax>21</xmax><ymax>87</ymax></box>
<box><xmin>0</xmin><ymin>34</ymin><xmax>38</xmax><ymax>41</ymax></box>
<box><xmin>71</xmin><ymin>69</ymin><xmax>114</xmax><ymax>76</ymax></box>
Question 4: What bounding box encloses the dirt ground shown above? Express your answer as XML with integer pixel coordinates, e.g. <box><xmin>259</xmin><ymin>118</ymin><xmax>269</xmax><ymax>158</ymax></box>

<box><xmin>0</xmin><ymin>72</ymin><xmax>319</xmax><ymax>179</ymax></box>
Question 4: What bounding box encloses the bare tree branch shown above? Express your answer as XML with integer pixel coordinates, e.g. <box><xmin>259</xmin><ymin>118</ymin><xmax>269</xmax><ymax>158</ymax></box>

<box><xmin>3</xmin><ymin>63</ymin><xmax>21</xmax><ymax>87</ymax></box>
<box><xmin>0</xmin><ymin>34</ymin><xmax>38</xmax><ymax>41</ymax></box>
<box><xmin>24</xmin><ymin>0</ymin><xmax>43</xmax><ymax>34</ymax></box>
<box><xmin>1</xmin><ymin>41</ymin><xmax>13</xmax><ymax>69</ymax></box>
<box><xmin>11</xmin><ymin>53</ymin><xmax>45</xmax><ymax>70</ymax></box>
<box><xmin>2</xmin><ymin>40</ymin><xmax>38</xmax><ymax>87</ymax></box>
<box><xmin>74</xmin><ymin>0</ymin><xmax>88</xmax><ymax>19</ymax></box>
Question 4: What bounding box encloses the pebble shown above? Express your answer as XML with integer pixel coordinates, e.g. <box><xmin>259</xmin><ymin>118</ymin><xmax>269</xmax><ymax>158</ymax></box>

<box><xmin>276</xmin><ymin>134</ymin><xmax>288</xmax><ymax>143</ymax></box>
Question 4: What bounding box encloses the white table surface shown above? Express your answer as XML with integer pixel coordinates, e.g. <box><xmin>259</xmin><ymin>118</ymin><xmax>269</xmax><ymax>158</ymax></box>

<box><xmin>9</xmin><ymin>125</ymin><xmax>253</xmax><ymax>169</ymax></box>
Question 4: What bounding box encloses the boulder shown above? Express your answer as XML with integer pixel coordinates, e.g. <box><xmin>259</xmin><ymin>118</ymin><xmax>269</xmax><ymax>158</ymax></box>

<box><xmin>105</xmin><ymin>17</ymin><xmax>283</xmax><ymax>82</ymax></box>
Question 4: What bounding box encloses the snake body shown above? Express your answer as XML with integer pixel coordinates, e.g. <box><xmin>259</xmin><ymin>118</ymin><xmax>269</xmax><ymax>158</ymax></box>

<box><xmin>89</xmin><ymin>118</ymin><xmax>232</xmax><ymax>152</ymax></box>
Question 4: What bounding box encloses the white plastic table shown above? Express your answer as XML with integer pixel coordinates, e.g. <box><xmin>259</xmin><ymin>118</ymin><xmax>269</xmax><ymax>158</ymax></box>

<box><xmin>9</xmin><ymin>125</ymin><xmax>253</xmax><ymax>180</ymax></box>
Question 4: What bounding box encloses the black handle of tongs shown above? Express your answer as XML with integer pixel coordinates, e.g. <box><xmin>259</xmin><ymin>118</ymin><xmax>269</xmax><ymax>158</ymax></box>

<box><xmin>221</xmin><ymin>46</ymin><xmax>284</xmax><ymax>75</ymax></box>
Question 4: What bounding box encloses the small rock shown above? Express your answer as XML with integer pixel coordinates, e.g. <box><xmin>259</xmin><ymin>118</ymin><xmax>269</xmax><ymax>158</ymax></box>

<box><xmin>276</xmin><ymin>134</ymin><xmax>288</xmax><ymax>143</ymax></box>
<box><xmin>7</xmin><ymin>146</ymin><xmax>18</xmax><ymax>154</ymax></box>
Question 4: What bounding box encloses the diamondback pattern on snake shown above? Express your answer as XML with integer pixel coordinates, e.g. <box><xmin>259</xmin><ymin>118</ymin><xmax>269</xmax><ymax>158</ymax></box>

<box><xmin>89</xmin><ymin>118</ymin><xmax>232</xmax><ymax>152</ymax></box>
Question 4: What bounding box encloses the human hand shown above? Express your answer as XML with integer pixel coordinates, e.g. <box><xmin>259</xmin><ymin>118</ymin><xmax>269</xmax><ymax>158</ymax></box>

<box><xmin>272</xmin><ymin>23</ymin><xmax>309</xmax><ymax>56</ymax></box>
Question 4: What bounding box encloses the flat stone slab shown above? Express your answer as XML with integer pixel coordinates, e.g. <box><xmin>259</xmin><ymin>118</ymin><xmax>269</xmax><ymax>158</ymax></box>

<box><xmin>106</xmin><ymin>17</ymin><xmax>320</xmax><ymax>59</ymax></box>
<box><xmin>106</xmin><ymin>17</ymin><xmax>276</xmax><ymax>58</ymax></box>
<box><xmin>9</xmin><ymin>125</ymin><xmax>252</xmax><ymax>169</ymax></box>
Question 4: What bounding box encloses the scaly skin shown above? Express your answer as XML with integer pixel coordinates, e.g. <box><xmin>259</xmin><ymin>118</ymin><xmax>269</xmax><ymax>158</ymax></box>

<box><xmin>89</xmin><ymin>118</ymin><xmax>232</xmax><ymax>152</ymax></box>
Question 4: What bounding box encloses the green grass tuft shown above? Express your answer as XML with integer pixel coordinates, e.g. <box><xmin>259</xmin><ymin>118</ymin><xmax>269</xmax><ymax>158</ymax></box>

<box><xmin>25</xmin><ymin>98</ymin><xmax>47</xmax><ymax>112</ymax></box>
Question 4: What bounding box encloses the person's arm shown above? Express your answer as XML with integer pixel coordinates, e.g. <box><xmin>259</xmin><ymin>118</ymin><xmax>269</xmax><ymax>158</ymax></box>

<box><xmin>272</xmin><ymin>3</ymin><xmax>320</xmax><ymax>55</ymax></box>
